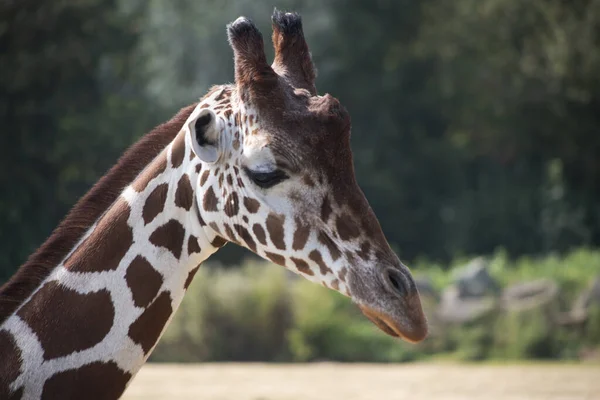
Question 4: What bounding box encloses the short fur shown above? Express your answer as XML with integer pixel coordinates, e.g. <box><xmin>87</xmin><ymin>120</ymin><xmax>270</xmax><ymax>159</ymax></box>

<box><xmin>0</xmin><ymin>103</ymin><xmax>198</xmax><ymax>324</ymax></box>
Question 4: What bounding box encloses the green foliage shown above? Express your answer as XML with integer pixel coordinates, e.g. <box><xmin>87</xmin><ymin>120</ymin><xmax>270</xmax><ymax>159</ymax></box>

<box><xmin>416</xmin><ymin>248</ymin><xmax>600</xmax><ymax>302</ymax></box>
<box><xmin>0</xmin><ymin>0</ymin><xmax>165</xmax><ymax>281</ymax></box>
<box><xmin>492</xmin><ymin>309</ymin><xmax>557</xmax><ymax>360</ymax></box>
<box><xmin>287</xmin><ymin>279</ymin><xmax>418</xmax><ymax>362</ymax></box>
<box><xmin>3</xmin><ymin>0</ymin><xmax>600</xmax><ymax>281</ymax></box>
<box><xmin>152</xmin><ymin>249</ymin><xmax>600</xmax><ymax>363</ymax></box>
<box><xmin>584</xmin><ymin>306</ymin><xmax>600</xmax><ymax>346</ymax></box>
<box><xmin>151</xmin><ymin>261</ymin><xmax>292</xmax><ymax>362</ymax></box>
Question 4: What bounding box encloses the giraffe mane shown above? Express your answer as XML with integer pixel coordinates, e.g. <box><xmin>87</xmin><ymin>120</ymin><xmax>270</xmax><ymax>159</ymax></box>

<box><xmin>0</xmin><ymin>102</ymin><xmax>201</xmax><ymax>325</ymax></box>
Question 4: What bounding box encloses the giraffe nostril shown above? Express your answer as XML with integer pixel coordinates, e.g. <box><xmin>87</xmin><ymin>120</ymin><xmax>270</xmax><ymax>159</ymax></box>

<box><xmin>385</xmin><ymin>268</ymin><xmax>408</xmax><ymax>297</ymax></box>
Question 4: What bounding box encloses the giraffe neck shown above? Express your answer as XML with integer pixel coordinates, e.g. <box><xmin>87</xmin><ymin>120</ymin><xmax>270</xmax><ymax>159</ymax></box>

<box><xmin>0</xmin><ymin>126</ymin><xmax>226</xmax><ymax>399</ymax></box>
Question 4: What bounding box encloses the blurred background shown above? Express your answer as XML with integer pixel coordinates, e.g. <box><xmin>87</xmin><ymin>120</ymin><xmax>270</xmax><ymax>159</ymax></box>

<box><xmin>2</xmin><ymin>0</ymin><xmax>600</xmax><ymax>374</ymax></box>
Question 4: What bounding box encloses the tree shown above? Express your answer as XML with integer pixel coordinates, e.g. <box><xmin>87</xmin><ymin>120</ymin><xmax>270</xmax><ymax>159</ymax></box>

<box><xmin>0</xmin><ymin>0</ymin><xmax>155</xmax><ymax>280</ymax></box>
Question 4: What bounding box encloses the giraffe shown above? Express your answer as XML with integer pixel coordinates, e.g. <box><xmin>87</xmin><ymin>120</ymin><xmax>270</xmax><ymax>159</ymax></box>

<box><xmin>0</xmin><ymin>11</ymin><xmax>427</xmax><ymax>399</ymax></box>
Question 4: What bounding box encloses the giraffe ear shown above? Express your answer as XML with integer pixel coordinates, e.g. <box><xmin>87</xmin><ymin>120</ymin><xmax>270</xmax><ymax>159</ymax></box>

<box><xmin>188</xmin><ymin>109</ymin><xmax>219</xmax><ymax>164</ymax></box>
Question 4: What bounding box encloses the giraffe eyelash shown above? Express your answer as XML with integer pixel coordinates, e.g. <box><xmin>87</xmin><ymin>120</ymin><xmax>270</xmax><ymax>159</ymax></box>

<box><xmin>244</xmin><ymin>167</ymin><xmax>289</xmax><ymax>189</ymax></box>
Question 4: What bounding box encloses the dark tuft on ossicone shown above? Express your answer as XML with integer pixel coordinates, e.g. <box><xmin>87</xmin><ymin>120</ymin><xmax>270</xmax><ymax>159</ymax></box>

<box><xmin>227</xmin><ymin>17</ymin><xmax>261</xmax><ymax>45</ymax></box>
<box><xmin>271</xmin><ymin>9</ymin><xmax>303</xmax><ymax>34</ymax></box>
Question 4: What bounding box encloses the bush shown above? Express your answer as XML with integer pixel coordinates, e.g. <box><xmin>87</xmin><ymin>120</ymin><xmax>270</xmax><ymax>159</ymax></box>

<box><xmin>151</xmin><ymin>260</ymin><xmax>293</xmax><ymax>362</ymax></box>
<box><xmin>151</xmin><ymin>248</ymin><xmax>600</xmax><ymax>363</ymax></box>
<box><xmin>287</xmin><ymin>279</ymin><xmax>419</xmax><ymax>362</ymax></box>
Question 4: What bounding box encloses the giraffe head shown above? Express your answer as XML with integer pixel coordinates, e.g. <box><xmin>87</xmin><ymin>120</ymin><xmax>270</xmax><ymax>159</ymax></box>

<box><xmin>187</xmin><ymin>11</ymin><xmax>427</xmax><ymax>342</ymax></box>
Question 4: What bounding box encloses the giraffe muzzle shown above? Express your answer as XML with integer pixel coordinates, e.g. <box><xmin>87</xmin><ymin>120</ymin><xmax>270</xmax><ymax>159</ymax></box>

<box><xmin>359</xmin><ymin>300</ymin><xmax>428</xmax><ymax>343</ymax></box>
<box><xmin>351</xmin><ymin>266</ymin><xmax>428</xmax><ymax>343</ymax></box>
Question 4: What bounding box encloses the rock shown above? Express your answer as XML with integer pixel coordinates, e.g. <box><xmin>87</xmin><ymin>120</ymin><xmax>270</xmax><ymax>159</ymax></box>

<box><xmin>437</xmin><ymin>285</ymin><xmax>497</xmax><ymax>324</ymax></box>
<box><xmin>556</xmin><ymin>308</ymin><xmax>588</xmax><ymax>327</ymax></box>
<box><xmin>573</xmin><ymin>275</ymin><xmax>600</xmax><ymax>311</ymax></box>
<box><xmin>558</xmin><ymin>275</ymin><xmax>600</xmax><ymax>327</ymax></box>
<box><xmin>501</xmin><ymin>279</ymin><xmax>559</xmax><ymax>312</ymax></box>
<box><xmin>453</xmin><ymin>257</ymin><xmax>500</xmax><ymax>298</ymax></box>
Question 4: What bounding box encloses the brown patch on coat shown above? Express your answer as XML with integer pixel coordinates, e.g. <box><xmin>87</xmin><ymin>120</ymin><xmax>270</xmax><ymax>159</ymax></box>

<box><xmin>0</xmin><ymin>102</ymin><xmax>198</xmax><ymax>324</ymax></box>
<box><xmin>345</xmin><ymin>250</ymin><xmax>358</xmax><ymax>266</ymax></box>
<box><xmin>330</xmin><ymin>279</ymin><xmax>340</xmax><ymax>291</ymax></box>
<box><xmin>214</xmin><ymin>87</ymin><xmax>227</xmax><ymax>102</ymax></box>
<box><xmin>317</xmin><ymin>231</ymin><xmax>341</xmax><ymax>261</ymax></box>
<box><xmin>210</xmin><ymin>236</ymin><xmax>228</xmax><ymax>248</ymax></box>
<box><xmin>309</xmin><ymin>250</ymin><xmax>333</xmax><ymax>275</ymax></box>
<box><xmin>302</xmin><ymin>175</ymin><xmax>315</xmax><ymax>187</ymax></box>
<box><xmin>243</xmin><ymin>197</ymin><xmax>260</xmax><ymax>213</ymax></box>
<box><xmin>194</xmin><ymin>198</ymin><xmax>206</xmax><ymax>227</ymax></box>
<box><xmin>203</xmin><ymin>186</ymin><xmax>219</xmax><ymax>212</ymax></box>
<box><xmin>184</xmin><ymin>266</ymin><xmax>201</xmax><ymax>289</ymax></box>
<box><xmin>252</xmin><ymin>224</ymin><xmax>267</xmax><ymax>245</ymax></box>
<box><xmin>65</xmin><ymin>198</ymin><xmax>132</xmax><ymax>273</ymax></box>
<box><xmin>187</xmin><ymin>235</ymin><xmax>201</xmax><ymax>255</ymax></box>
<box><xmin>291</xmin><ymin>257</ymin><xmax>313</xmax><ymax>276</ymax></box>
<box><xmin>125</xmin><ymin>256</ymin><xmax>163</xmax><ymax>308</ymax></box>
<box><xmin>170</xmin><ymin>133</ymin><xmax>186</xmax><ymax>168</ymax></box>
<box><xmin>224</xmin><ymin>192</ymin><xmax>240</xmax><ymax>217</ymax></box>
<box><xmin>357</xmin><ymin>241</ymin><xmax>371</xmax><ymax>261</ymax></box>
<box><xmin>234</xmin><ymin>224</ymin><xmax>257</xmax><ymax>252</ymax></box>
<box><xmin>128</xmin><ymin>291</ymin><xmax>173</xmax><ymax>354</ymax></box>
<box><xmin>149</xmin><ymin>220</ymin><xmax>186</xmax><ymax>260</ymax></box>
<box><xmin>292</xmin><ymin>217</ymin><xmax>310</xmax><ymax>250</ymax></box>
<box><xmin>266</xmin><ymin>213</ymin><xmax>286</xmax><ymax>250</ymax></box>
<box><xmin>143</xmin><ymin>183</ymin><xmax>169</xmax><ymax>225</ymax></box>
<box><xmin>339</xmin><ymin>267</ymin><xmax>348</xmax><ymax>283</ymax></box>
<box><xmin>336</xmin><ymin>214</ymin><xmax>360</xmax><ymax>240</ymax></box>
<box><xmin>175</xmin><ymin>174</ymin><xmax>193</xmax><ymax>210</ymax></box>
<box><xmin>17</xmin><ymin>281</ymin><xmax>114</xmax><ymax>360</ymax></box>
<box><xmin>224</xmin><ymin>223</ymin><xmax>238</xmax><ymax>242</ymax></box>
<box><xmin>200</xmin><ymin>170</ymin><xmax>210</xmax><ymax>186</ymax></box>
<box><xmin>209</xmin><ymin>222</ymin><xmax>222</xmax><ymax>235</ymax></box>
<box><xmin>320</xmin><ymin>196</ymin><xmax>332</xmax><ymax>223</ymax></box>
<box><xmin>265</xmin><ymin>252</ymin><xmax>286</xmax><ymax>266</ymax></box>
<box><xmin>41</xmin><ymin>361</ymin><xmax>131</xmax><ymax>400</ymax></box>
<box><xmin>0</xmin><ymin>330</ymin><xmax>22</xmax><ymax>399</ymax></box>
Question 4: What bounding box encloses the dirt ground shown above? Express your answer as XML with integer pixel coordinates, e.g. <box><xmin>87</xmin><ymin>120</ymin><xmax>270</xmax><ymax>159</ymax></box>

<box><xmin>122</xmin><ymin>362</ymin><xmax>600</xmax><ymax>400</ymax></box>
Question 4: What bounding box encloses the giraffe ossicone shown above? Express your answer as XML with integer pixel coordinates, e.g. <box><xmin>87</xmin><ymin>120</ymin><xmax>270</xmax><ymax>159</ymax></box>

<box><xmin>0</xmin><ymin>10</ymin><xmax>427</xmax><ymax>399</ymax></box>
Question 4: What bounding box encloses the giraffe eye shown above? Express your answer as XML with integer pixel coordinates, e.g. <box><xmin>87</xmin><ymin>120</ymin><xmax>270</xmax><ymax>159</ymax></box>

<box><xmin>245</xmin><ymin>168</ymin><xmax>289</xmax><ymax>189</ymax></box>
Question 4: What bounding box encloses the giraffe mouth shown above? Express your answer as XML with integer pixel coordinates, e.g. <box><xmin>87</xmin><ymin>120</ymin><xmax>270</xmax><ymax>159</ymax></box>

<box><xmin>358</xmin><ymin>305</ymin><xmax>427</xmax><ymax>343</ymax></box>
